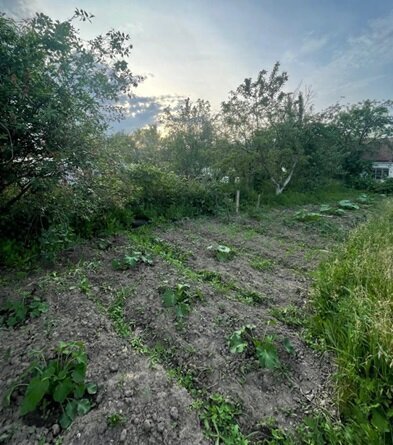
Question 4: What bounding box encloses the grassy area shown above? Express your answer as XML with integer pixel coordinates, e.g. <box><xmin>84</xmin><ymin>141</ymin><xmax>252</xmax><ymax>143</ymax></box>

<box><xmin>308</xmin><ymin>199</ymin><xmax>393</xmax><ymax>444</ymax></box>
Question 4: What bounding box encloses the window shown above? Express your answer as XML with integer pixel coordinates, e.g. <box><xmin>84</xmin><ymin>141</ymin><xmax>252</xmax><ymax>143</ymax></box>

<box><xmin>373</xmin><ymin>168</ymin><xmax>389</xmax><ymax>180</ymax></box>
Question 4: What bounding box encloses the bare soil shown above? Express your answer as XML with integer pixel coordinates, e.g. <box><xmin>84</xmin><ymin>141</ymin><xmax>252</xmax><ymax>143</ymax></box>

<box><xmin>0</xmin><ymin>203</ymin><xmax>373</xmax><ymax>444</ymax></box>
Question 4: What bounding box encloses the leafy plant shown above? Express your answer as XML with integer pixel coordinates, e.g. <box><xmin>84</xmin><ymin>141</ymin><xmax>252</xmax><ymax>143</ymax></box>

<box><xmin>338</xmin><ymin>200</ymin><xmax>359</xmax><ymax>210</ymax></box>
<box><xmin>294</xmin><ymin>210</ymin><xmax>323</xmax><ymax>222</ymax></box>
<box><xmin>357</xmin><ymin>193</ymin><xmax>372</xmax><ymax>204</ymax></box>
<box><xmin>111</xmin><ymin>251</ymin><xmax>153</xmax><ymax>271</ymax></box>
<box><xmin>228</xmin><ymin>325</ymin><xmax>256</xmax><ymax>353</ymax></box>
<box><xmin>250</xmin><ymin>258</ymin><xmax>274</xmax><ymax>271</ymax></box>
<box><xmin>319</xmin><ymin>204</ymin><xmax>346</xmax><ymax>216</ymax></box>
<box><xmin>208</xmin><ymin>244</ymin><xmax>235</xmax><ymax>261</ymax></box>
<box><xmin>0</xmin><ymin>293</ymin><xmax>48</xmax><ymax>328</ymax></box>
<box><xmin>161</xmin><ymin>283</ymin><xmax>200</xmax><ymax>320</ymax></box>
<box><xmin>270</xmin><ymin>305</ymin><xmax>305</xmax><ymax>328</ymax></box>
<box><xmin>79</xmin><ymin>277</ymin><xmax>91</xmax><ymax>294</ymax></box>
<box><xmin>200</xmin><ymin>394</ymin><xmax>249</xmax><ymax>444</ymax></box>
<box><xmin>5</xmin><ymin>341</ymin><xmax>97</xmax><ymax>429</ymax></box>
<box><xmin>107</xmin><ymin>412</ymin><xmax>126</xmax><ymax>427</ymax></box>
<box><xmin>229</xmin><ymin>323</ymin><xmax>294</xmax><ymax>370</ymax></box>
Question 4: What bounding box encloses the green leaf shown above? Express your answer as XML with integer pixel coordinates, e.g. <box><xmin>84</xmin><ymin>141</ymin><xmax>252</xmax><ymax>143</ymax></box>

<box><xmin>86</xmin><ymin>382</ymin><xmax>98</xmax><ymax>395</ymax></box>
<box><xmin>162</xmin><ymin>289</ymin><xmax>176</xmax><ymax>307</ymax></box>
<box><xmin>73</xmin><ymin>383</ymin><xmax>86</xmax><ymax>399</ymax></box>
<box><xmin>71</xmin><ymin>363</ymin><xmax>86</xmax><ymax>383</ymax></box>
<box><xmin>60</xmin><ymin>413</ymin><xmax>72</xmax><ymax>429</ymax></box>
<box><xmin>176</xmin><ymin>302</ymin><xmax>190</xmax><ymax>318</ymax></box>
<box><xmin>255</xmin><ymin>341</ymin><xmax>280</xmax><ymax>369</ymax></box>
<box><xmin>283</xmin><ymin>337</ymin><xmax>294</xmax><ymax>354</ymax></box>
<box><xmin>124</xmin><ymin>255</ymin><xmax>138</xmax><ymax>268</ymax></box>
<box><xmin>371</xmin><ymin>409</ymin><xmax>390</xmax><ymax>432</ymax></box>
<box><xmin>229</xmin><ymin>332</ymin><xmax>248</xmax><ymax>354</ymax></box>
<box><xmin>77</xmin><ymin>398</ymin><xmax>91</xmax><ymax>415</ymax></box>
<box><xmin>53</xmin><ymin>378</ymin><xmax>74</xmax><ymax>403</ymax></box>
<box><xmin>20</xmin><ymin>377</ymin><xmax>50</xmax><ymax>415</ymax></box>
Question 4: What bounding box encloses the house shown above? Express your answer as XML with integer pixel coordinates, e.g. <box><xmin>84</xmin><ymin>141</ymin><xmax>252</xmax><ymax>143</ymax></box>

<box><xmin>363</xmin><ymin>140</ymin><xmax>393</xmax><ymax>180</ymax></box>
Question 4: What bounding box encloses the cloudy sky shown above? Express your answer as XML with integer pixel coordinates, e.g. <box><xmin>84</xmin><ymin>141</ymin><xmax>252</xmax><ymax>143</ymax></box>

<box><xmin>2</xmin><ymin>0</ymin><xmax>393</xmax><ymax>131</ymax></box>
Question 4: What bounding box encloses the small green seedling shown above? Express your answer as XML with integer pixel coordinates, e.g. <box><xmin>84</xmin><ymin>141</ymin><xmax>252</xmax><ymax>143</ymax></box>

<box><xmin>5</xmin><ymin>341</ymin><xmax>97</xmax><ymax>429</ymax></box>
<box><xmin>107</xmin><ymin>412</ymin><xmax>126</xmax><ymax>427</ymax></box>
<box><xmin>112</xmin><ymin>251</ymin><xmax>153</xmax><ymax>271</ymax></box>
<box><xmin>250</xmin><ymin>258</ymin><xmax>274</xmax><ymax>271</ymax></box>
<box><xmin>207</xmin><ymin>244</ymin><xmax>235</xmax><ymax>261</ymax></box>
<box><xmin>161</xmin><ymin>283</ymin><xmax>200</xmax><ymax>320</ymax></box>
<box><xmin>0</xmin><ymin>293</ymin><xmax>48</xmax><ymax>328</ymax></box>
<box><xmin>338</xmin><ymin>200</ymin><xmax>359</xmax><ymax>210</ymax></box>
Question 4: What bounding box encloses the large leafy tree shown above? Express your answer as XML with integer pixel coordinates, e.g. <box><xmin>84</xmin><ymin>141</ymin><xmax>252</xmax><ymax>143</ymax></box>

<box><xmin>160</xmin><ymin>98</ymin><xmax>216</xmax><ymax>177</ymax></box>
<box><xmin>0</xmin><ymin>9</ymin><xmax>141</xmax><ymax>212</ymax></box>
<box><xmin>221</xmin><ymin>63</ymin><xmax>308</xmax><ymax>194</ymax></box>
<box><xmin>322</xmin><ymin>100</ymin><xmax>393</xmax><ymax>178</ymax></box>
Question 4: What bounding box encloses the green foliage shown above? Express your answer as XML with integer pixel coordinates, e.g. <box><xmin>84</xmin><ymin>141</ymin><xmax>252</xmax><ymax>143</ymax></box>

<box><xmin>337</xmin><ymin>200</ymin><xmax>359</xmax><ymax>210</ymax></box>
<box><xmin>106</xmin><ymin>412</ymin><xmax>126</xmax><ymax>427</ymax></box>
<box><xmin>208</xmin><ymin>244</ymin><xmax>235</xmax><ymax>261</ymax></box>
<box><xmin>161</xmin><ymin>283</ymin><xmax>200</xmax><ymax>320</ymax></box>
<box><xmin>250</xmin><ymin>258</ymin><xmax>274</xmax><ymax>271</ymax></box>
<box><xmin>309</xmin><ymin>200</ymin><xmax>393</xmax><ymax>443</ymax></box>
<box><xmin>200</xmin><ymin>394</ymin><xmax>249</xmax><ymax>444</ymax></box>
<box><xmin>319</xmin><ymin>204</ymin><xmax>346</xmax><ymax>216</ymax></box>
<box><xmin>111</xmin><ymin>251</ymin><xmax>153</xmax><ymax>271</ymax></box>
<box><xmin>0</xmin><ymin>293</ymin><xmax>48</xmax><ymax>328</ymax></box>
<box><xmin>228</xmin><ymin>324</ymin><xmax>294</xmax><ymax>370</ymax></box>
<box><xmin>270</xmin><ymin>305</ymin><xmax>305</xmax><ymax>328</ymax></box>
<box><xmin>294</xmin><ymin>210</ymin><xmax>323</xmax><ymax>222</ymax></box>
<box><xmin>6</xmin><ymin>342</ymin><xmax>97</xmax><ymax>429</ymax></box>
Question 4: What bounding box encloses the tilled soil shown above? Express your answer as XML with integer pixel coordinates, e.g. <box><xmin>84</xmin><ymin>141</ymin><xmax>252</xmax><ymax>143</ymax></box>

<box><xmin>0</xmin><ymin>204</ymin><xmax>373</xmax><ymax>444</ymax></box>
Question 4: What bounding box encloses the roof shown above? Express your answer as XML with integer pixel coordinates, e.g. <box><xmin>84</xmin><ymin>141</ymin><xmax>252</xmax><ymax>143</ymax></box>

<box><xmin>363</xmin><ymin>140</ymin><xmax>393</xmax><ymax>162</ymax></box>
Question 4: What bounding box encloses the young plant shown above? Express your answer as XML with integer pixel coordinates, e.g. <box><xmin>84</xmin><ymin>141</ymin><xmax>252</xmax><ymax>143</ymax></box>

<box><xmin>0</xmin><ymin>293</ymin><xmax>49</xmax><ymax>328</ymax></box>
<box><xmin>250</xmin><ymin>258</ymin><xmax>274</xmax><ymax>271</ymax></box>
<box><xmin>207</xmin><ymin>244</ymin><xmax>235</xmax><ymax>261</ymax></box>
<box><xmin>5</xmin><ymin>341</ymin><xmax>97</xmax><ymax>429</ymax></box>
<box><xmin>228</xmin><ymin>323</ymin><xmax>294</xmax><ymax>370</ymax></box>
<box><xmin>107</xmin><ymin>412</ymin><xmax>126</xmax><ymax>427</ymax></box>
<box><xmin>319</xmin><ymin>204</ymin><xmax>345</xmax><ymax>216</ymax></box>
<box><xmin>161</xmin><ymin>283</ymin><xmax>199</xmax><ymax>320</ymax></box>
<box><xmin>338</xmin><ymin>199</ymin><xmax>359</xmax><ymax>210</ymax></box>
<box><xmin>112</xmin><ymin>251</ymin><xmax>153</xmax><ymax>271</ymax></box>
<box><xmin>294</xmin><ymin>210</ymin><xmax>323</xmax><ymax>222</ymax></box>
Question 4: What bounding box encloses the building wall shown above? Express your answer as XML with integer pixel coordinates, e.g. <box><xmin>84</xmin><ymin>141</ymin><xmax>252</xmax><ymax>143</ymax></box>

<box><xmin>372</xmin><ymin>162</ymin><xmax>393</xmax><ymax>179</ymax></box>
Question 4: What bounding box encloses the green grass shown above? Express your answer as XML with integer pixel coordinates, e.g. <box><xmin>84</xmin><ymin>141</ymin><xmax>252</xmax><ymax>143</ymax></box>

<box><xmin>309</xmin><ymin>199</ymin><xmax>393</xmax><ymax>444</ymax></box>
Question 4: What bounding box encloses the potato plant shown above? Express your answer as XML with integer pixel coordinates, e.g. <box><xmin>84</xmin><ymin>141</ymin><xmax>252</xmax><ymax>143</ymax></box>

<box><xmin>228</xmin><ymin>324</ymin><xmax>294</xmax><ymax>370</ymax></box>
<box><xmin>207</xmin><ymin>244</ymin><xmax>235</xmax><ymax>261</ymax></box>
<box><xmin>6</xmin><ymin>341</ymin><xmax>97</xmax><ymax>429</ymax></box>
<box><xmin>0</xmin><ymin>293</ymin><xmax>48</xmax><ymax>328</ymax></box>
<box><xmin>112</xmin><ymin>251</ymin><xmax>153</xmax><ymax>271</ymax></box>
<box><xmin>161</xmin><ymin>283</ymin><xmax>201</xmax><ymax>320</ymax></box>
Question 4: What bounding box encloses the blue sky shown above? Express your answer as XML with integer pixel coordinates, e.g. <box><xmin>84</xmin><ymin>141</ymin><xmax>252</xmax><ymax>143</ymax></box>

<box><xmin>2</xmin><ymin>0</ymin><xmax>393</xmax><ymax>131</ymax></box>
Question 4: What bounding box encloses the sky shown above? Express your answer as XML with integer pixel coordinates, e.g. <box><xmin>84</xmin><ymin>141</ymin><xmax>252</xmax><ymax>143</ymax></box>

<box><xmin>2</xmin><ymin>0</ymin><xmax>393</xmax><ymax>132</ymax></box>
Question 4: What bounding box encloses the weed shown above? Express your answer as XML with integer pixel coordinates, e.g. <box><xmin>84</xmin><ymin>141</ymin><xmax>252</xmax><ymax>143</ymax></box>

<box><xmin>108</xmin><ymin>287</ymin><xmax>134</xmax><ymax>338</ymax></box>
<box><xmin>309</xmin><ymin>200</ymin><xmax>393</xmax><ymax>443</ymax></box>
<box><xmin>78</xmin><ymin>276</ymin><xmax>91</xmax><ymax>294</ymax></box>
<box><xmin>294</xmin><ymin>210</ymin><xmax>323</xmax><ymax>222</ymax></box>
<box><xmin>270</xmin><ymin>305</ymin><xmax>305</xmax><ymax>328</ymax></box>
<box><xmin>0</xmin><ymin>293</ymin><xmax>48</xmax><ymax>328</ymax></box>
<box><xmin>250</xmin><ymin>258</ymin><xmax>274</xmax><ymax>271</ymax></box>
<box><xmin>5</xmin><ymin>341</ymin><xmax>97</xmax><ymax>429</ymax></box>
<box><xmin>200</xmin><ymin>394</ymin><xmax>249</xmax><ymax>444</ymax></box>
<box><xmin>106</xmin><ymin>412</ymin><xmax>126</xmax><ymax>427</ymax></box>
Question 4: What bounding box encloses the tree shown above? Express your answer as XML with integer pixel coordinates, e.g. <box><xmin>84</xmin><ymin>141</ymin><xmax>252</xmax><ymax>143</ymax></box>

<box><xmin>160</xmin><ymin>98</ymin><xmax>216</xmax><ymax>177</ymax></box>
<box><xmin>221</xmin><ymin>63</ymin><xmax>308</xmax><ymax>194</ymax></box>
<box><xmin>322</xmin><ymin>100</ymin><xmax>393</xmax><ymax>178</ymax></box>
<box><xmin>0</xmin><ymin>9</ymin><xmax>141</xmax><ymax>212</ymax></box>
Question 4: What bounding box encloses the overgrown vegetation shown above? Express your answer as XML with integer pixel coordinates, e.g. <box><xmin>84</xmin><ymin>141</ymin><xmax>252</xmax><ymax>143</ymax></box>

<box><xmin>309</xmin><ymin>199</ymin><xmax>393</xmax><ymax>443</ymax></box>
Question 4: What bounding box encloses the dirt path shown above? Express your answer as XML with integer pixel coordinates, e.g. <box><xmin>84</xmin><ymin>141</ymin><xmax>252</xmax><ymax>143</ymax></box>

<box><xmin>0</xmin><ymin>203</ymin><xmax>373</xmax><ymax>444</ymax></box>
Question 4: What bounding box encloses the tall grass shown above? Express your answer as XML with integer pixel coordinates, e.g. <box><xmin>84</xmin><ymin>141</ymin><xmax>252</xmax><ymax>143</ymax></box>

<box><xmin>310</xmin><ymin>199</ymin><xmax>393</xmax><ymax>444</ymax></box>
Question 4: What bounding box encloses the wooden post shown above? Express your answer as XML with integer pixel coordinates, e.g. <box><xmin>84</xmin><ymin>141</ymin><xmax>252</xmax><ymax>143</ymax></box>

<box><xmin>256</xmin><ymin>194</ymin><xmax>261</xmax><ymax>209</ymax></box>
<box><xmin>235</xmin><ymin>190</ymin><xmax>240</xmax><ymax>214</ymax></box>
